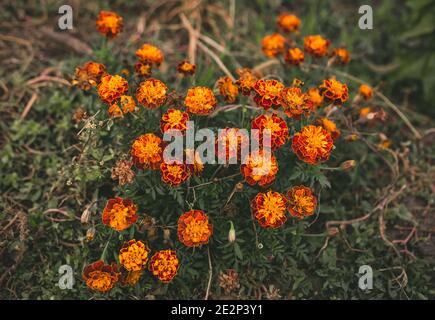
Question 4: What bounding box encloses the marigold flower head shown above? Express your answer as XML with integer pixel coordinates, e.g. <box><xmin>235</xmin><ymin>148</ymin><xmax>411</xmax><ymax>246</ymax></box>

<box><xmin>131</xmin><ymin>133</ymin><xmax>163</xmax><ymax>169</ymax></box>
<box><xmin>98</xmin><ymin>74</ymin><xmax>128</xmax><ymax>104</ymax></box>
<box><xmin>120</xmin><ymin>270</ymin><xmax>142</xmax><ymax>286</ymax></box>
<box><xmin>319</xmin><ymin>78</ymin><xmax>349</xmax><ymax>105</ymax></box>
<box><xmin>253</xmin><ymin>79</ymin><xmax>285</xmax><ymax>110</ymax></box>
<box><xmin>331</xmin><ymin>48</ymin><xmax>351</xmax><ymax>64</ymax></box>
<box><xmin>135</xmin><ymin>44</ymin><xmax>164</xmax><ymax>66</ymax></box>
<box><xmin>279</xmin><ymin>87</ymin><xmax>314</xmax><ymax>118</ymax></box>
<box><xmin>177</xmin><ymin>60</ymin><xmax>196</xmax><ymax>76</ymax></box>
<box><xmin>304</xmin><ymin>35</ymin><xmax>330</xmax><ymax>57</ymax></box>
<box><xmin>251</xmin><ymin>114</ymin><xmax>289</xmax><ymax>150</ymax></box>
<box><xmin>184</xmin><ymin>86</ymin><xmax>217</xmax><ymax>115</ymax></box>
<box><xmin>317</xmin><ymin>117</ymin><xmax>341</xmax><ymax>140</ymax></box>
<box><xmin>160</xmin><ymin>108</ymin><xmax>189</xmax><ymax>134</ymax></box>
<box><xmin>359</xmin><ymin>84</ymin><xmax>373</xmax><ymax>100</ymax></box>
<box><xmin>119</xmin><ymin>240</ymin><xmax>150</xmax><ymax>272</ymax></box>
<box><xmin>277</xmin><ymin>13</ymin><xmax>301</xmax><ymax>33</ymax></box>
<box><xmin>261</xmin><ymin>33</ymin><xmax>286</xmax><ymax>57</ymax></box>
<box><xmin>160</xmin><ymin>162</ymin><xmax>191</xmax><ymax>187</ymax></box>
<box><xmin>215</xmin><ymin>128</ymin><xmax>249</xmax><ymax>163</ymax></box>
<box><xmin>102</xmin><ymin>197</ymin><xmax>138</xmax><ymax>231</ymax></box>
<box><xmin>111</xmin><ymin>159</ymin><xmax>135</xmax><ymax>185</ymax></box>
<box><xmin>359</xmin><ymin>107</ymin><xmax>372</xmax><ymax>118</ymax></box>
<box><xmin>251</xmin><ymin>190</ymin><xmax>287</xmax><ymax>228</ymax></box>
<box><xmin>136</xmin><ymin>78</ymin><xmax>168</xmax><ymax>109</ymax></box>
<box><xmin>185</xmin><ymin>149</ymin><xmax>204</xmax><ymax>175</ymax></box>
<box><xmin>241</xmin><ymin>150</ymin><xmax>278</xmax><ymax>187</ymax></box>
<box><xmin>286</xmin><ymin>186</ymin><xmax>317</xmax><ymax>219</ymax></box>
<box><xmin>72</xmin><ymin>61</ymin><xmax>106</xmax><ymax>90</ymax></box>
<box><xmin>285</xmin><ymin>47</ymin><xmax>305</xmax><ymax>65</ymax></box>
<box><xmin>108</xmin><ymin>95</ymin><xmax>136</xmax><ymax>117</ymax></box>
<box><xmin>292</xmin><ymin>125</ymin><xmax>334</xmax><ymax>164</ymax></box>
<box><xmin>307</xmin><ymin>87</ymin><xmax>324</xmax><ymax>108</ymax></box>
<box><xmin>149</xmin><ymin>250</ymin><xmax>179</xmax><ymax>283</ymax></box>
<box><xmin>177</xmin><ymin>210</ymin><xmax>213</xmax><ymax>247</ymax></box>
<box><xmin>83</xmin><ymin>260</ymin><xmax>120</xmax><ymax>292</ymax></box>
<box><xmin>135</xmin><ymin>62</ymin><xmax>152</xmax><ymax>77</ymax></box>
<box><xmin>235</xmin><ymin>68</ymin><xmax>258</xmax><ymax>96</ymax></box>
<box><xmin>217</xmin><ymin>76</ymin><xmax>239</xmax><ymax>103</ymax></box>
<box><xmin>96</xmin><ymin>11</ymin><xmax>123</xmax><ymax>38</ymax></box>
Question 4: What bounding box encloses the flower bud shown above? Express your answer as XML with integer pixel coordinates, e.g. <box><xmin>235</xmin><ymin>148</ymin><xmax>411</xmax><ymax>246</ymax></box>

<box><xmin>228</xmin><ymin>221</ymin><xmax>236</xmax><ymax>243</ymax></box>
<box><xmin>340</xmin><ymin>160</ymin><xmax>356</xmax><ymax>171</ymax></box>
<box><xmin>86</xmin><ymin>227</ymin><xmax>96</xmax><ymax>242</ymax></box>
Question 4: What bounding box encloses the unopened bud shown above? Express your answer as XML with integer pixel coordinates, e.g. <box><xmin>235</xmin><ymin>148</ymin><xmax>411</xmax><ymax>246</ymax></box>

<box><xmin>344</xmin><ymin>134</ymin><xmax>359</xmax><ymax>142</ymax></box>
<box><xmin>340</xmin><ymin>160</ymin><xmax>356</xmax><ymax>171</ymax></box>
<box><xmin>228</xmin><ymin>221</ymin><xmax>236</xmax><ymax>243</ymax></box>
<box><xmin>235</xmin><ymin>182</ymin><xmax>244</xmax><ymax>192</ymax></box>
<box><xmin>163</xmin><ymin>228</ymin><xmax>171</xmax><ymax>241</ymax></box>
<box><xmin>328</xmin><ymin>227</ymin><xmax>339</xmax><ymax>237</ymax></box>
<box><xmin>86</xmin><ymin>227</ymin><xmax>96</xmax><ymax>242</ymax></box>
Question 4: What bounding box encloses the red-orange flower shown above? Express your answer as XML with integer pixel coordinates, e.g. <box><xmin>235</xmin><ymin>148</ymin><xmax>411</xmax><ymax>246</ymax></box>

<box><xmin>292</xmin><ymin>125</ymin><xmax>334</xmax><ymax>164</ymax></box>
<box><xmin>317</xmin><ymin>117</ymin><xmax>341</xmax><ymax>140</ymax></box>
<box><xmin>359</xmin><ymin>84</ymin><xmax>373</xmax><ymax>100</ymax></box>
<box><xmin>120</xmin><ymin>270</ymin><xmax>142</xmax><ymax>286</ymax></box>
<box><xmin>216</xmin><ymin>128</ymin><xmax>250</xmax><ymax>163</ymax></box>
<box><xmin>279</xmin><ymin>87</ymin><xmax>314</xmax><ymax>118</ymax></box>
<box><xmin>217</xmin><ymin>76</ymin><xmax>239</xmax><ymax>103</ymax></box>
<box><xmin>331</xmin><ymin>48</ymin><xmax>351</xmax><ymax>64</ymax></box>
<box><xmin>72</xmin><ymin>61</ymin><xmax>106</xmax><ymax>90</ymax></box>
<box><xmin>149</xmin><ymin>250</ymin><xmax>179</xmax><ymax>283</ymax></box>
<box><xmin>135</xmin><ymin>62</ymin><xmax>152</xmax><ymax>77</ymax></box>
<box><xmin>304</xmin><ymin>35</ymin><xmax>330</xmax><ymax>57</ymax></box>
<box><xmin>160</xmin><ymin>108</ymin><xmax>189</xmax><ymax>134</ymax></box>
<box><xmin>277</xmin><ymin>13</ymin><xmax>301</xmax><ymax>33</ymax></box>
<box><xmin>286</xmin><ymin>186</ymin><xmax>317</xmax><ymax>219</ymax></box>
<box><xmin>251</xmin><ymin>190</ymin><xmax>287</xmax><ymax>228</ymax></box>
<box><xmin>119</xmin><ymin>240</ymin><xmax>150</xmax><ymax>272</ymax></box>
<box><xmin>96</xmin><ymin>11</ymin><xmax>123</xmax><ymax>38</ymax></box>
<box><xmin>307</xmin><ymin>87</ymin><xmax>324</xmax><ymax>108</ymax></box>
<box><xmin>160</xmin><ymin>162</ymin><xmax>191</xmax><ymax>187</ymax></box>
<box><xmin>253</xmin><ymin>79</ymin><xmax>285</xmax><ymax>110</ymax></box>
<box><xmin>319</xmin><ymin>78</ymin><xmax>349</xmax><ymax>105</ymax></box>
<box><xmin>251</xmin><ymin>114</ymin><xmax>289</xmax><ymax>150</ymax></box>
<box><xmin>235</xmin><ymin>68</ymin><xmax>258</xmax><ymax>96</ymax></box>
<box><xmin>177</xmin><ymin>210</ymin><xmax>213</xmax><ymax>247</ymax></box>
<box><xmin>185</xmin><ymin>149</ymin><xmax>204</xmax><ymax>176</ymax></box>
<box><xmin>135</xmin><ymin>44</ymin><xmax>163</xmax><ymax>66</ymax></box>
<box><xmin>83</xmin><ymin>260</ymin><xmax>120</xmax><ymax>292</ymax></box>
<box><xmin>261</xmin><ymin>33</ymin><xmax>286</xmax><ymax>57</ymax></box>
<box><xmin>102</xmin><ymin>197</ymin><xmax>138</xmax><ymax>232</ymax></box>
<box><xmin>285</xmin><ymin>47</ymin><xmax>305</xmax><ymax>65</ymax></box>
<box><xmin>108</xmin><ymin>95</ymin><xmax>136</xmax><ymax>117</ymax></box>
<box><xmin>136</xmin><ymin>78</ymin><xmax>168</xmax><ymax>109</ymax></box>
<box><xmin>131</xmin><ymin>133</ymin><xmax>163</xmax><ymax>169</ymax></box>
<box><xmin>177</xmin><ymin>61</ymin><xmax>196</xmax><ymax>76</ymax></box>
<box><xmin>184</xmin><ymin>86</ymin><xmax>217</xmax><ymax>115</ymax></box>
<box><xmin>98</xmin><ymin>74</ymin><xmax>128</xmax><ymax>104</ymax></box>
<box><xmin>241</xmin><ymin>151</ymin><xmax>278</xmax><ymax>187</ymax></box>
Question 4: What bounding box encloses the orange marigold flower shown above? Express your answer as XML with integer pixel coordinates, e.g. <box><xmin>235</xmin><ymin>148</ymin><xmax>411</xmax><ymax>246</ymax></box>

<box><xmin>160</xmin><ymin>162</ymin><xmax>191</xmax><ymax>187</ymax></box>
<box><xmin>108</xmin><ymin>95</ymin><xmax>136</xmax><ymax>117</ymax></box>
<box><xmin>83</xmin><ymin>260</ymin><xmax>120</xmax><ymax>292</ymax></box>
<box><xmin>307</xmin><ymin>87</ymin><xmax>324</xmax><ymax>108</ymax></box>
<box><xmin>98</xmin><ymin>74</ymin><xmax>128</xmax><ymax>104</ymax></box>
<box><xmin>131</xmin><ymin>133</ymin><xmax>163</xmax><ymax>169</ymax></box>
<box><xmin>119</xmin><ymin>240</ymin><xmax>150</xmax><ymax>272</ymax></box>
<box><xmin>235</xmin><ymin>68</ymin><xmax>258</xmax><ymax>96</ymax></box>
<box><xmin>102</xmin><ymin>197</ymin><xmax>138</xmax><ymax>232</ymax></box>
<box><xmin>135</xmin><ymin>62</ymin><xmax>152</xmax><ymax>77</ymax></box>
<box><xmin>277</xmin><ymin>13</ymin><xmax>301</xmax><ymax>33</ymax></box>
<box><xmin>160</xmin><ymin>108</ymin><xmax>189</xmax><ymax>134</ymax></box>
<box><xmin>292</xmin><ymin>125</ymin><xmax>334</xmax><ymax>164</ymax></box>
<box><xmin>286</xmin><ymin>186</ymin><xmax>317</xmax><ymax>219</ymax></box>
<box><xmin>186</xmin><ymin>149</ymin><xmax>204</xmax><ymax>175</ymax></box>
<box><xmin>177</xmin><ymin>210</ymin><xmax>213</xmax><ymax>247</ymax></box>
<box><xmin>331</xmin><ymin>47</ymin><xmax>351</xmax><ymax>64</ymax></box>
<box><xmin>304</xmin><ymin>35</ymin><xmax>330</xmax><ymax>57</ymax></box>
<box><xmin>317</xmin><ymin>118</ymin><xmax>341</xmax><ymax>140</ymax></box>
<box><xmin>279</xmin><ymin>87</ymin><xmax>314</xmax><ymax>118</ymax></box>
<box><xmin>261</xmin><ymin>33</ymin><xmax>286</xmax><ymax>57</ymax></box>
<box><xmin>359</xmin><ymin>107</ymin><xmax>372</xmax><ymax>118</ymax></box>
<box><xmin>149</xmin><ymin>250</ymin><xmax>179</xmax><ymax>283</ymax></box>
<box><xmin>120</xmin><ymin>270</ymin><xmax>142</xmax><ymax>286</ymax></box>
<box><xmin>359</xmin><ymin>84</ymin><xmax>373</xmax><ymax>100</ymax></box>
<box><xmin>216</xmin><ymin>128</ymin><xmax>249</xmax><ymax>163</ymax></box>
<box><xmin>251</xmin><ymin>190</ymin><xmax>287</xmax><ymax>228</ymax></box>
<box><xmin>217</xmin><ymin>76</ymin><xmax>239</xmax><ymax>103</ymax></box>
<box><xmin>96</xmin><ymin>11</ymin><xmax>123</xmax><ymax>38</ymax></box>
<box><xmin>177</xmin><ymin>60</ymin><xmax>196</xmax><ymax>76</ymax></box>
<box><xmin>253</xmin><ymin>79</ymin><xmax>285</xmax><ymax>110</ymax></box>
<box><xmin>285</xmin><ymin>47</ymin><xmax>305</xmax><ymax>65</ymax></box>
<box><xmin>184</xmin><ymin>86</ymin><xmax>217</xmax><ymax>115</ymax></box>
<box><xmin>251</xmin><ymin>114</ymin><xmax>289</xmax><ymax>150</ymax></box>
<box><xmin>319</xmin><ymin>78</ymin><xmax>349</xmax><ymax>105</ymax></box>
<box><xmin>135</xmin><ymin>44</ymin><xmax>164</xmax><ymax>66</ymax></box>
<box><xmin>136</xmin><ymin>78</ymin><xmax>168</xmax><ymax>109</ymax></box>
<box><xmin>241</xmin><ymin>150</ymin><xmax>278</xmax><ymax>187</ymax></box>
<box><xmin>72</xmin><ymin>61</ymin><xmax>106</xmax><ymax>90</ymax></box>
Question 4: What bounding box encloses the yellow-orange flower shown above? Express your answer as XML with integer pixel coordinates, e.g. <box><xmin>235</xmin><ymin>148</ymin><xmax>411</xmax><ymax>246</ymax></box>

<box><xmin>149</xmin><ymin>250</ymin><xmax>179</xmax><ymax>283</ymax></box>
<box><xmin>251</xmin><ymin>114</ymin><xmax>289</xmax><ymax>150</ymax></box>
<box><xmin>98</xmin><ymin>74</ymin><xmax>128</xmax><ymax>104</ymax></box>
<box><xmin>160</xmin><ymin>162</ymin><xmax>191</xmax><ymax>187</ymax></box>
<box><xmin>120</xmin><ymin>270</ymin><xmax>142</xmax><ymax>286</ymax></box>
<box><xmin>83</xmin><ymin>260</ymin><xmax>120</xmax><ymax>292</ymax></box>
<box><xmin>279</xmin><ymin>87</ymin><xmax>314</xmax><ymax>118</ymax></box>
<box><xmin>251</xmin><ymin>190</ymin><xmax>287</xmax><ymax>228</ymax></box>
<box><xmin>131</xmin><ymin>133</ymin><xmax>163</xmax><ymax>169</ymax></box>
<box><xmin>292</xmin><ymin>125</ymin><xmax>334</xmax><ymax>164</ymax></box>
<box><xmin>286</xmin><ymin>186</ymin><xmax>317</xmax><ymax>219</ymax></box>
<box><xmin>317</xmin><ymin>118</ymin><xmax>341</xmax><ymax>140</ymax></box>
<box><xmin>359</xmin><ymin>84</ymin><xmax>373</xmax><ymax>100</ymax></box>
<box><xmin>108</xmin><ymin>95</ymin><xmax>136</xmax><ymax>117</ymax></box>
<box><xmin>184</xmin><ymin>86</ymin><xmax>217</xmax><ymax>115</ymax></box>
<box><xmin>136</xmin><ymin>78</ymin><xmax>168</xmax><ymax>109</ymax></box>
<box><xmin>177</xmin><ymin>61</ymin><xmax>196</xmax><ymax>76</ymax></box>
<box><xmin>236</xmin><ymin>68</ymin><xmax>258</xmax><ymax>96</ymax></box>
<box><xmin>241</xmin><ymin>151</ymin><xmax>278</xmax><ymax>187</ymax></box>
<box><xmin>307</xmin><ymin>87</ymin><xmax>324</xmax><ymax>108</ymax></box>
<box><xmin>96</xmin><ymin>11</ymin><xmax>123</xmax><ymax>38</ymax></box>
<box><xmin>119</xmin><ymin>240</ymin><xmax>150</xmax><ymax>272</ymax></box>
<box><xmin>319</xmin><ymin>78</ymin><xmax>349</xmax><ymax>105</ymax></box>
<box><xmin>177</xmin><ymin>210</ymin><xmax>213</xmax><ymax>247</ymax></box>
<box><xmin>216</xmin><ymin>128</ymin><xmax>249</xmax><ymax>163</ymax></box>
<box><xmin>304</xmin><ymin>35</ymin><xmax>330</xmax><ymax>57</ymax></box>
<box><xmin>277</xmin><ymin>13</ymin><xmax>301</xmax><ymax>33</ymax></box>
<box><xmin>359</xmin><ymin>107</ymin><xmax>372</xmax><ymax>118</ymax></box>
<box><xmin>217</xmin><ymin>76</ymin><xmax>239</xmax><ymax>103</ymax></box>
<box><xmin>135</xmin><ymin>44</ymin><xmax>163</xmax><ymax>66</ymax></box>
<box><xmin>72</xmin><ymin>61</ymin><xmax>106</xmax><ymax>90</ymax></box>
<box><xmin>102</xmin><ymin>197</ymin><xmax>138</xmax><ymax>232</ymax></box>
<box><xmin>135</xmin><ymin>62</ymin><xmax>152</xmax><ymax>77</ymax></box>
<box><xmin>186</xmin><ymin>149</ymin><xmax>204</xmax><ymax>175</ymax></box>
<box><xmin>261</xmin><ymin>33</ymin><xmax>286</xmax><ymax>57</ymax></box>
<box><xmin>253</xmin><ymin>79</ymin><xmax>285</xmax><ymax>110</ymax></box>
<box><xmin>285</xmin><ymin>47</ymin><xmax>305</xmax><ymax>65</ymax></box>
<box><xmin>331</xmin><ymin>48</ymin><xmax>351</xmax><ymax>64</ymax></box>
<box><xmin>160</xmin><ymin>108</ymin><xmax>189</xmax><ymax>134</ymax></box>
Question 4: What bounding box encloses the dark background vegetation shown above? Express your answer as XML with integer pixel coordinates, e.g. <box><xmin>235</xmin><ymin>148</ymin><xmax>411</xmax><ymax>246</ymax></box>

<box><xmin>0</xmin><ymin>0</ymin><xmax>434</xmax><ymax>299</ymax></box>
